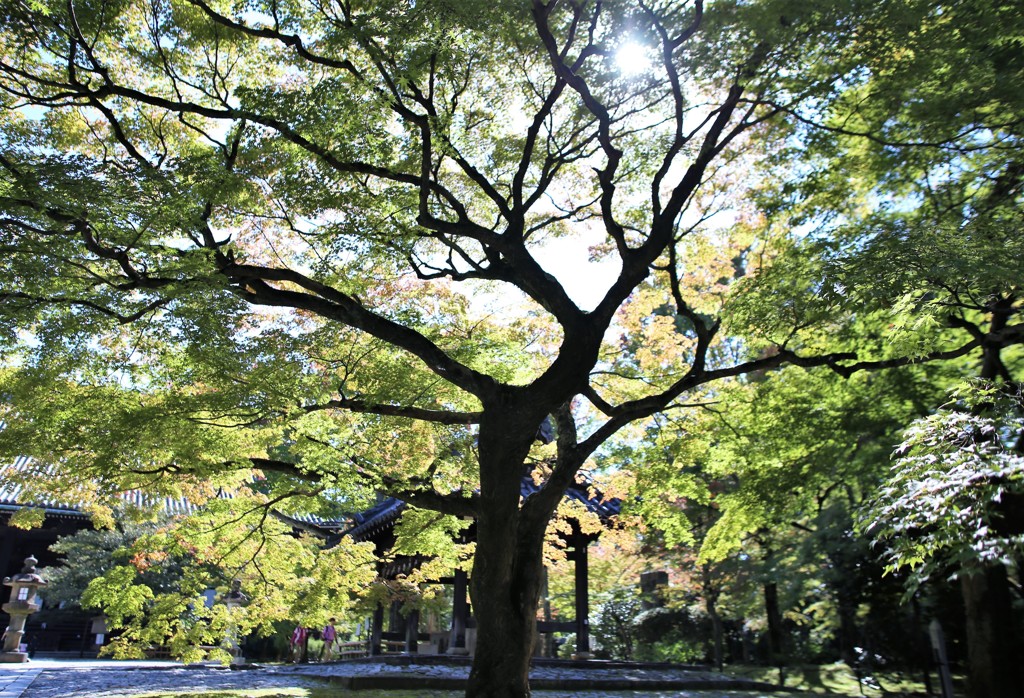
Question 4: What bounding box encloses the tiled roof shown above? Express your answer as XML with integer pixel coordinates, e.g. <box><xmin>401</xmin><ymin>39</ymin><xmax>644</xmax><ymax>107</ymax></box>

<box><xmin>2</xmin><ymin>457</ymin><xmax>621</xmax><ymax>538</ymax></box>
<box><xmin>345</xmin><ymin>475</ymin><xmax>621</xmax><ymax>543</ymax></box>
<box><xmin>0</xmin><ymin>457</ymin><xmax>346</xmax><ymax>529</ymax></box>
<box><xmin>520</xmin><ymin>476</ymin><xmax>622</xmax><ymax>521</ymax></box>
<box><xmin>345</xmin><ymin>496</ymin><xmax>407</xmax><ymax>541</ymax></box>
<box><xmin>0</xmin><ymin>456</ymin><xmax>92</xmax><ymax>519</ymax></box>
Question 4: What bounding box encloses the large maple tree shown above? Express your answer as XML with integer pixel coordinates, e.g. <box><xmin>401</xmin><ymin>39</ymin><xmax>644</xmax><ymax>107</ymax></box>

<box><xmin>0</xmin><ymin>0</ymin><xmax>1016</xmax><ymax>695</ymax></box>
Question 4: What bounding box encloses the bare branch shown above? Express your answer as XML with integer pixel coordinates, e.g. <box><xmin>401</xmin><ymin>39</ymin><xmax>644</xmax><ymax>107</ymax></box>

<box><xmin>305</xmin><ymin>396</ymin><xmax>481</xmax><ymax>426</ymax></box>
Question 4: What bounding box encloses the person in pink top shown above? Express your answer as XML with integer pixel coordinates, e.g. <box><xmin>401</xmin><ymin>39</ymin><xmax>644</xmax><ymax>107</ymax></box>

<box><xmin>289</xmin><ymin>624</ymin><xmax>308</xmax><ymax>663</ymax></box>
<box><xmin>321</xmin><ymin>618</ymin><xmax>337</xmax><ymax>661</ymax></box>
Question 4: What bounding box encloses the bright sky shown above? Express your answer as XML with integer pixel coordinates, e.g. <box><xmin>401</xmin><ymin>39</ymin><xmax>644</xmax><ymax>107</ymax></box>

<box><xmin>537</xmin><ymin>236</ymin><xmax>622</xmax><ymax>311</ymax></box>
<box><xmin>519</xmin><ymin>41</ymin><xmax>653</xmax><ymax>311</ymax></box>
<box><xmin>615</xmin><ymin>42</ymin><xmax>653</xmax><ymax>77</ymax></box>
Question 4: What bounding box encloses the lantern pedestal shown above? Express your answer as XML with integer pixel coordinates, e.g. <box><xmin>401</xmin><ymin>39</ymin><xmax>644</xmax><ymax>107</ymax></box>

<box><xmin>0</xmin><ymin>599</ymin><xmax>35</xmax><ymax>662</ymax></box>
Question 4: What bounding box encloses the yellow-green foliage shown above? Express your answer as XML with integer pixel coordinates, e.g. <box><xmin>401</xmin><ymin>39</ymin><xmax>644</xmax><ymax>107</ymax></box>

<box><xmin>75</xmin><ymin>494</ymin><xmax>378</xmax><ymax>663</ymax></box>
<box><xmin>7</xmin><ymin>506</ymin><xmax>45</xmax><ymax>530</ymax></box>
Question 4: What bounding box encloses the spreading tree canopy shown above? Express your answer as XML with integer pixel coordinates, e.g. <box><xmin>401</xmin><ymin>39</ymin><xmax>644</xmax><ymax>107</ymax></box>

<box><xmin>0</xmin><ymin>0</ymin><xmax>1019</xmax><ymax>695</ymax></box>
<box><xmin>867</xmin><ymin>382</ymin><xmax>1024</xmax><ymax>591</ymax></box>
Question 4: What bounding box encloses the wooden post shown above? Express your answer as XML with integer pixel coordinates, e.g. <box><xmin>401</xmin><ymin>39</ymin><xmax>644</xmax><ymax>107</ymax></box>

<box><xmin>541</xmin><ymin>566</ymin><xmax>554</xmax><ymax>657</ymax></box>
<box><xmin>369</xmin><ymin>604</ymin><xmax>384</xmax><ymax>656</ymax></box>
<box><xmin>404</xmin><ymin>607</ymin><xmax>420</xmax><ymax>654</ymax></box>
<box><xmin>573</xmin><ymin>536</ymin><xmax>592</xmax><ymax>660</ymax></box>
<box><xmin>448</xmin><ymin>569</ymin><xmax>469</xmax><ymax>655</ymax></box>
<box><xmin>0</xmin><ymin>530</ymin><xmax>14</xmax><ymax>581</ymax></box>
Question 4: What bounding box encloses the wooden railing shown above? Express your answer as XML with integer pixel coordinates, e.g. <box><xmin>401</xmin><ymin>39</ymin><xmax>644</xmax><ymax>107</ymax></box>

<box><xmin>335</xmin><ymin>639</ymin><xmax>422</xmax><ymax>657</ymax></box>
<box><xmin>336</xmin><ymin>641</ymin><xmax>368</xmax><ymax>658</ymax></box>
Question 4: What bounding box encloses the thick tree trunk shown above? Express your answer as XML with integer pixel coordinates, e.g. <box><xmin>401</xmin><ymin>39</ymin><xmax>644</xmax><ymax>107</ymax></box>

<box><xmin>961</xmin><ymin>566</ymin><xmax>1024</xmax><ymax>698</ymax></box>
<box><xmin>465</xmin><ymin>504</ymin><xmax>545</xmax><ymax>697</ymax></box>
<box><xmin>707</xmin><ymin>596</ymin><xmax>724</xmax><ymax>670</ymax></box>
<box><xmin>835</xmin><ymin>597</ymin><xmax>858</xmax><ymax>666</ymax></box>
<box><xmin>464</xmin><ymin>405</ymin><xmax>551</xmax><ymax>698</ymax></box>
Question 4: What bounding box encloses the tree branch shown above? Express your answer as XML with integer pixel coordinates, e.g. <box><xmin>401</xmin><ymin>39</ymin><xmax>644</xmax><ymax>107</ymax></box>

<box><xmin>225</xmin><ymin>264</ymin><xmax>496</xmax><ymax>398</ymax></box>
<box><xmin>578</xmin><ymin>337</ymin><xmax>987</xmax><ymax>459</ymax></box>
<box><xmin>305</xmin><ymin>396</ymin><xmax>481</xmax><ymax>426</ymax></box>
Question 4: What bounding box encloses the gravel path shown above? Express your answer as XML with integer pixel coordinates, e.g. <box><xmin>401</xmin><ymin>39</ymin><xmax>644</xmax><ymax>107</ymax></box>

<box><xmin>19</xmin><ymin>664</ymin><xmax>322</xmax><ymax>698</ymax></box>
<box><xmin>6</xmin><ymin>659</ymin><xmax>797</xmax><ymax>698</ymax></box>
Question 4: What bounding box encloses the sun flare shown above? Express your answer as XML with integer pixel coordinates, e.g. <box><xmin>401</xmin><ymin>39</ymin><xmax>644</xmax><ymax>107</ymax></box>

<box><xmin>615</xmin><ymin>41</ymin><xmax>651</xmax><ymax>76</ymax></box>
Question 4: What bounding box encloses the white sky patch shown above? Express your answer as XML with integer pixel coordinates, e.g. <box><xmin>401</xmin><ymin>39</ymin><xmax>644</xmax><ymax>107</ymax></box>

<box><xmin>536</xmin><ymin>236</ymin><xmax>621</xmax><ymax>311</ymax></box>
<box><xmin>459</xmin><ymin>235</ymin><xmax>621</xmax><ymax>319</ymax></box>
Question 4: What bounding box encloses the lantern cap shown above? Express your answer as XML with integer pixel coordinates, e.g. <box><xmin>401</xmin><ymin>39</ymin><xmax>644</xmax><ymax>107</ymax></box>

<box><xmin>4</xmin><ymin>555</ymin><xmax>46</xmax><ymax>587</ymax></box>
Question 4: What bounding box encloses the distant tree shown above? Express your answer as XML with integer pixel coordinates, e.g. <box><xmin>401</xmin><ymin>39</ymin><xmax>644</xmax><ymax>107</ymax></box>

<box><xmin>42</xmin><ymin>520</ymin><xmax>186</xmax><ymax>608</ymax></box>
<box><xmin>867</xmin><ymin>383</ymin><xmax>1024</xmax><ymax>593</ymax></box>
<box><xmin>865</xmin><ymin>382</ymin><xmax>1024</xmax><ymax>697</ymax></box>
<box><xmin>707</xmin><ymin>1</ymin><xmax>1024</xmax><ymax>691</ymax></box>
<box><xmin>41</xmin><ymin>499</ymin><xmax>376</xmax><ymax>663</ymax></box>
<box><xmin>591</xmin><ymin>587</ymin><xmax>642</xmax><ymax>660</ymax></box>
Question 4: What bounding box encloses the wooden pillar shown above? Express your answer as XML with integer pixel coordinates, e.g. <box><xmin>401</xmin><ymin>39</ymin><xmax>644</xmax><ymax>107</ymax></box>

<box><xmin>369</xmin><ymin>603</ymin><xmax>384</xmax><ymax>656</ymax></box>
<box><xmin>541</xmin><ymin>566</ymin><xmax>554</xmax><ymax>658</ymax></box>
<box><xmin>0</xmin><ymin>526</ymin><xmax>14</xmax><ymax>582</ymax></box>
<box><xmin>404</xmin><ymin>607</ymin><xmax>420</xmax><ymax>654</ymax></box>
<box><xmin>573</xmin><ymin>535</ymin><xmax>592</xmax><ymax>659</ymax></box>
<box><xmin>388</xmin><ymin>600</ymin><xmax>405</xmax><ymax>635</ymax></box>
<box><xmin>448</xmin><ymin>569</ymin><xmax>469</xmax><ymax>655</ymax></box>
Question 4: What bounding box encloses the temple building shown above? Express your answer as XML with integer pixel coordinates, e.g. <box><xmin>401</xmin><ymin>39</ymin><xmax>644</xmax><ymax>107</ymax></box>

<box><xmin>1</xmin><ymin>455</ymin><xmax>620</xmax><ymax>659</ymax></box>
<box><xmin>343</xmin><ymin>474</ymin><xmax>621</xmax><ymax>658</ymax></box>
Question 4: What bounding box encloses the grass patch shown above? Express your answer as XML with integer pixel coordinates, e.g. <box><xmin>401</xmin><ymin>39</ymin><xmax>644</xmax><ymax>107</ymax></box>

<box><xmin>140</xmin><ymin>687</ymin><xmax>307</xmax><ymax>691</ymax></box>
<box><xmin>725</xmin><ymin>662</ymin><xmax>946</xmax><ymax>696</ymax></box>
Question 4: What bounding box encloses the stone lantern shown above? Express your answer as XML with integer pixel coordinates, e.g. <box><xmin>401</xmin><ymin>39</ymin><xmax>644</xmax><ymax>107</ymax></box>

<box><xmin>222</xmin><ymin>579</ymin><xmax>248</xmax><ymax>665</ymax></box>
<box><xmin>1</xmin><ymin>555</ymin><xmax>47</xmax><ymax>663</ymax></box>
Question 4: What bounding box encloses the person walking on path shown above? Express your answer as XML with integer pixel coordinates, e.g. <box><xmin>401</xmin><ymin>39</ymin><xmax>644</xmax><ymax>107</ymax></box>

<box><xmin>321</xmin><ymin>619</ymin><xmax>337</xmax><ymax>662</ymax></box>
<box><xmin>289</xmin><ymin>625</ymin><xmax>308</xmax><ymax>663</ymax></box>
